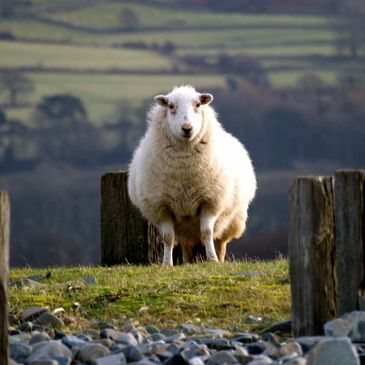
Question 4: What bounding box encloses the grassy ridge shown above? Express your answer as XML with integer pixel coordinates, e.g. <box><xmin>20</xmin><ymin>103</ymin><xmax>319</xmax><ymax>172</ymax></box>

<box><xmin>9</xmin><ymin>259</ymin><xmax>290</xmax><ymax>333</ymax></box>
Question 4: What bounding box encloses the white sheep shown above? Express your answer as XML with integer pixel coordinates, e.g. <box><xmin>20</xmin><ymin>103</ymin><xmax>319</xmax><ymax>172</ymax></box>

<box><xmin>128</xmin><ymin>85</ymin><xmax>256</xmax><ymax>265</ymax></box>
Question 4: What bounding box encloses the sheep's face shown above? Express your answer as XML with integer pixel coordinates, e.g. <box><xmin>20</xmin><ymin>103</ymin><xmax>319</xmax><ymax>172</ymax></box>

<box><xmin>154</xmin><ymin>86</ymin><xmax>213</xmax><ymax>142</ymax></box>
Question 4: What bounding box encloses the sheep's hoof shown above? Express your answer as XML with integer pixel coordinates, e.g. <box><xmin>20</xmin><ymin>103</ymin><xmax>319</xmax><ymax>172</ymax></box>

<box><xmin>206</xmin><ymin>254</ymin><xmax>219</xmax><ymax>262</ymax></box>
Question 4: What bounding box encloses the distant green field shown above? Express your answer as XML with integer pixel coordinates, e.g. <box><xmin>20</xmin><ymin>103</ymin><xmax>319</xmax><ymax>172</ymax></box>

<box><xmin>6</xmin><ymin>73</ymin><xmax>228</xmax><ymax>124</ymax></box>
<box><xmin>0</xmin><ymin>0</ymin><xmax>357</xmax><ymax>127</ymax></box>
<box><xmin>46</xmin><ymin>1</ymin><xmax>330</xmax><ymax>29</ymax></box>
<box><xmin>0</xmin><ymin>40</ymin><xmax>171</xmax><ymax>70</ymax></box>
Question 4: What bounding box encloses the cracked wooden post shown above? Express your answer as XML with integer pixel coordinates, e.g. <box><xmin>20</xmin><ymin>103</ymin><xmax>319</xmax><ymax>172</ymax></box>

<box><xmin>101</xmin><ymin>171</ymin><xmax>164</xmax><ymax>265</ymax></box>
<box><xmin>101</xmin><ymin>171</ymin><xmax>184</xmax><ymax>265</ymax></box>
<box><xmin>0</xmin><ymin>190</ymin><xmax>10</xmax><ymax>365</ymax></box>
<box><xmin>289</xmin><ymin>176</ymin><xmax>337</xmax><ymax>336</ymax></box>
<box><xmin>335</xmin><ymin>170</ymin><xmax>365</xmax><ymax>315</ymax></box>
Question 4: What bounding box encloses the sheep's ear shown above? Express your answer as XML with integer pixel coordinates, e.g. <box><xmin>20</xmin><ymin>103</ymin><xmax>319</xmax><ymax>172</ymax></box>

<box><xmin>154</xmin><ymin>95</ymin><xmax>169</xmax><ymax>107</ymax></box>
<box><xmin>199</xmin><ymin>93</ymin><xmax>214</xmax><ymax>105</ymax></box>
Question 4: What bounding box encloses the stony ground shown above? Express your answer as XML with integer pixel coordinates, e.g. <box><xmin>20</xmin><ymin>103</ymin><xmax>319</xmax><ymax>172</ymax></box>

<box><xmin>8</xmin><ymin>306</ymin><xmax>365</xmax><ymax>365</ymax></box>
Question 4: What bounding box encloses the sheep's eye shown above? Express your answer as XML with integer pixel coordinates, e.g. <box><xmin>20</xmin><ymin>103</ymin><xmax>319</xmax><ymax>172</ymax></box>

<box><xmin>196</xmin><ymin>103</ymin><xmax>201</xmax><ymax>108</ymax></box>
<box><xmin>169</xmin><ymin>104</ymin><xmax>174</xmax><ymax>110</ymax></box>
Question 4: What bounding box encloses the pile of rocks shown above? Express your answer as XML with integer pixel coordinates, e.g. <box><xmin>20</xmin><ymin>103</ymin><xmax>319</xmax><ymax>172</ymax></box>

<box><xmin>8</xmin><ymin>309</ymin><xmax>365</xmax><ymax>365</ymax></box>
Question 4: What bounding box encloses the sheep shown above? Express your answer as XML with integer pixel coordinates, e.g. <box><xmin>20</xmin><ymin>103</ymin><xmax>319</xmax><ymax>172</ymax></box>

<box><xmin>128</xmin><ymin>85</ymin><xmax>256</xmax><ymax>265</ymax></box>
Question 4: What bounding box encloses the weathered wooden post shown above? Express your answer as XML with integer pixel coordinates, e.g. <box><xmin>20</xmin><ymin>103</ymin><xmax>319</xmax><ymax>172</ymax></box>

<box><xmin>0</xmin><ymin>190</ymin><xmax>10</xmax><ymax>365</ymax></box>
<box><xmin>335</xmin><ymin>170</ymin><xmax>365</xmax><ymax>315</ymax></box>
<box><xmin>101</xmin><ymin>171</ymin><xmax>164</xmax><ymax>265</ymax></box>
<box><xmin>289</xmin><ymin>176</ymin><xmax>337</xmax><ymax>336</ymax></box>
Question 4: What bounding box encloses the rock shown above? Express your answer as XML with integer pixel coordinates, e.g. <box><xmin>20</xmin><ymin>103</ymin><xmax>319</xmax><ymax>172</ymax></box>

<box><xmin>10</xmin><ymin>342</ymin><xmax>32</xmax><ymax>363</ymax></box>
<box><xmin>282</xmin><ymin>356</ymin><xmax>307</xmax><ymax>365</ymax></box>
<box><xmin>206</xmin><ymin>350</ymin><xmax>237</xmax><ymax>365</ymax></box>
<box><xmin>203</xmin><ymin>338</ymin><xmax>231</xmax><ymax>350</ymax></box>
<box><xmin>279</xmin><ymin>341</ymin><xmax>303</xmax><ymax>357</ymax></box>
<box><xmin>34</xmin><ymin>312</ymin><xmax>64</xmax><ymax>329</ymax></box>
<box><xmin>295</xmin><ymin>337</ymin><xmax>329</xmax><ymax>353</ymax></box>
<box><xmin>8</xmin><ymin>313</ymin><xmax>19</xmax><ymax>326</ymax></box>
<box><xmin>29</xmin><ymin>332</ymin><xmax>51</xmax><ymax>345</ymax></box>
<box><xmin>26</xmin><ymin>340</ymin><xmax>72</xmax><ymax>364</ymax></box>
<box><xmin>121</xmin><ymin>345</ymin><xmax>144</xmax><ymax>362</ymax></box>
<box><xmin>77</xmin><ymin>343</ymin><xmax>110</xmax><ymax>363</ymax></box>
<box><xmin>246</xmin><ymin>354</ymin><xmax>273</xmax><ymax>364</ymax></box>
<box><xmin>307</xmin><ymin>337</ymin><xmax>360</xmax><ymax>365</ymax></box>
<box><xmin>188</xmin><ymin>357</ymin><xmax>205</xmax><ymax>365</ymax></box>
<box><xmin>149</xmin><ymin>332</ymin><xmax>166</xmax><ymax>341</ymax></box>
<box><xmin>100</xmin><ymin>328</ymin><xmax>121</xmax><ymax>341</ymax></box>
<box><xmin>261</xmin><ymin>319</ymin><xmax>292</xmax><ymax>334</ymax></box>
<box><xmin>28</xmin><ymin>360</ymin><xmax>59</xmax><ymax>365</ymax></box>
<box><xmin>22</xmin><ymin>307</ymin><xmax>49</xmax><ymax>322</ymax></box>
<box><xmin>181</xmin><ymin>323</ymin><xmax>204</xmax><ymax>335</ymax></box>
<box><xmin>231</xmin><ymin>332</ymin><xmax>259</xmax><ymax>344</ymax></box>
<box><xmin>61</xmin><ymin>334</ymin><xmax>87</xmax><ymax>348</ymax></box>
<box><xmin>18</xmin><ymin>321</ymin><xmax>33</xmax><ymax>332</ymax></box>
<box><xmin>245</xmin><ymin>315</ymin><xmax>263</xmax><ymax>324</ymax></box>
<box><xmin>165</xmin><ymin>332</ymin><xmax>186</xmax><ymax>343</ymax></box>
<box><xmin>115</xmin><ymin>332</ymin><xmax>139</xmax><ymax>346</ymax></box>
<box><xmin>163</xmin><ymin>354</ymin><xmax>189</xmax><ymax>365</ymax></box>
<box><xmin>83</xmin><ymin>328</ymin><xmax>100</xmax><ymax>339</ymax></box>
<box><xmin>91</xmin><ymin>353</ymin><xmax>126</xmax><ymax>365</ymax></box>
<box><xmin>146</xmin><ymin>324</ymin><xmax>160</xmax><ymax>334</ymax></box>
<box><xmin>83</xmin><ymin>275</ymin><xmax>97</xmax><ymax>284</ymax></box>
<box><xmin>324</xmin><ymin>311</ymin><xmax>365</xmax><ymax>342</ymax></box>
<box><xmin>246</xmin><ymin>341</ymin><xmax>267</xmax><ymax>355</ymax></box>
<box><xmin>92</xmin><ymin>338</ymin><xmax>114</xmax><ymax>349</ymax></box>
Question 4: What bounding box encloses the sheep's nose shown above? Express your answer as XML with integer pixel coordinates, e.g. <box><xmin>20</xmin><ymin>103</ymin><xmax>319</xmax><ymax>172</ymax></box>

<box><xmin>182</xmin><ymin>123</ymin><xmax>192</xmax><ymax>137</ymax></box>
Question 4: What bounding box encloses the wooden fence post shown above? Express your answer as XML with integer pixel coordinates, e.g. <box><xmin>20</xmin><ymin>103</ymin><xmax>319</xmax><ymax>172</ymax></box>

<box><xmin>289</xmin><ymin>176</ymin><xmax>337</xmax><ymax>336</ymax></box>
<box><xmin>0</xmin><ymin>190</ymin><xmax>10</xmax><ymax>365</ymax></box>
<box><xmin>100</xmin><ymin>171</ymin><xmax>164</xmax><ymax>265</ymax></box>
<box><xmin>335</xmin><ymin>170</ymin><xmax>365</xmax><ymax>315</ymax></box>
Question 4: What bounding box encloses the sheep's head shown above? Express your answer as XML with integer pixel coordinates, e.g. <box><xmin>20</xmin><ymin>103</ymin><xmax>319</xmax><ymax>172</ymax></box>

<box><xmin>154</xmin><ymin>86</ymin><xmax>213</xmax><ymax>141</ymax></box>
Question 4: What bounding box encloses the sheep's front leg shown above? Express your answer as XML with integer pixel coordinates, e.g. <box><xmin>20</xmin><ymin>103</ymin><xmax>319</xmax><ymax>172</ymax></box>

<box><xmin>159</xmin><ymin>221</ymin><xmax>175</xmax><ymax>266</ymax></box>
<box><xmin>200</xmin><ymin>214</ymin><xmax>219</xmax><ymax>262</ymax></box>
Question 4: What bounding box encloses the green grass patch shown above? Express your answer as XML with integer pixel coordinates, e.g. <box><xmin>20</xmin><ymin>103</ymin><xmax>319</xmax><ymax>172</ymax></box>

<box><xmin>0</xmin><ymin>41</ymin><xmax>171</xmax><ymax>70</ymax></box>
<box><xmin>5</xmin><ymin>73</ymin><xmax>227</xmax><ymax>124</ymax></box>
<box><xmin>9</xmin><ymin>259</ymin><xmax>290</xmax><ymax>333</ymax></box>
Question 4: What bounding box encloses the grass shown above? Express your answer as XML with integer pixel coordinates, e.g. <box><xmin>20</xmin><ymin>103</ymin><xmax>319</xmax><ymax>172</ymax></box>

<box><xmin>0</xmin><ymin>41</ymin><xmax>172</xmax><ymax>70</ymax></box>
<box><xmin>5</xmin><ymin>73</ymin><xmax>228</xmax><ymax>124</ymax></box>
<box><xmin>9</xmin><ymin>258</ymin><xmax>290</xmax><ymax>333</ymax></box>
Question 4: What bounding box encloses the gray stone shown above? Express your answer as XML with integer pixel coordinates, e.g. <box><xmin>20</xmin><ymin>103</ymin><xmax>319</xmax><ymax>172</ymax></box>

<box><xmin>100</xmin><ymin>328</ymin><xmax>122</xmax><ymax>341</ymax></box>
<box><xmin>246</xmin><ymin>354</ymin><xmax>273</xmax><ymax>364</ymax></box>
<box><xmin>165</xmin><ymin>332</ymin><xmax>186</xmax><ymax>343</ymax></box>
<box><xmin>29</xmin><ymin>360</ymin><xmax>59</xmax><ymax>365</ymax></box>
<box><xmin>149</xmin><ymin>332</ymin><xmax>166</xmax><ymax>341</ymax></box>
<box><xmin>181</xmin><ymin>323</ymin><xmax>205</xmax><ymax>335</ymax></box>
<box><xmin>163</xmin><ymin>354</ymin><xmax>189</xmax><ymax>365</ymax></box>
<box><xmin>295</xmin><ymin>336</ymin><xmax>329</xmax><ymax>353</ymax></box>
<box><xmin>203</xmin><ymin>338</ymin><xmax>231</xmax><ymax>350</ymax></box>
<box><xmin>83</xmin><ymin>275</ymin><xmax>97</xmax><ymax>284</ymax></box>
<box><xmin>206</xmin><ymin>350</ymin><xmax>237</xmax><ymax>365</ymax></box>
<box><xmin>231</xmin><ymin>332</ymin><xmax>259</xmax><ymax>344</ymax></box>
<box><xmin>91</xmin><ymin>338</ymin><xmax>114</xmax><ymax>349</ymax></box>
<box><xmin>8</xmin><ymin>313</ymin><xmax>19</xmax><ymax>326</ymax></box>
<box><xmin>324</xmin><ymin>311</ymin><xmax>365</xmax><ymax>342</ymax></box>
<box><xmin>18</xmin><ymin>321</ymin><xmax>33</xmax><ymax>332</ymax></box>
<box><xmin>261</xmin><ymin>320</ymin><xmax>292</xmax><ymax>335</ymax></box>
<box><xmin>22</xmin><ymin>307</ymin><xmax>49</xmax><ymax>322</ymax></box>
<box><xmin>307</xmin><ymin>337</ymin><xmax>360</xmax><ymax>365</ymax></box>
<box><xmin>279</xmin><ymin>341</ymin><xmax>303</xmax><ymax>357</ymax></box>
<box><xmin>62</xmin><ymin>334</ymin><xmax>87</xmax><ymax>348</ymax></box>
<box><xmin>245</xmin><ymin>315</ymin><xmax>263</xmax><ymax>324</ymax></box>
<box><xmin>77</xmin><ymin>343</ymin><xmax>110</xmax><ymax>363</ymax></box>
<box><xmin>116</xmin><ymin>332</ymin><xmax>139</xmax><ymax>346</ymax></box>
<box><xmin>26</xmin><ymin>340</ymin><xmax>72</xmax><ymax>364</ymax></box>
<box><xmin>188</xmin><ymin>357</ymin><xmax>205</xmax><ymax>365</ymax></box>
<box><xmin>122</xmin><ymin>345</ymin><xmax>143</xmax><ymax>362</ymax></box>
<box><xmin>34</xmin><ymin>312</ymin><xmax>64</xmax><ymax>329</ymax></box>
<box><xmin>82</xmin><ymin>328</ymin><xmax>100</xmax><ymax>339</ymax></box>
<box><xmin>29</xmin><ymin>332</ymin><xmax>51</xmax><ymax>345</ymax></box>
<box><xmin>91</xmin><ymin>353</ymin><xmax>126</xmax><ymax>365</ymax></box>
<box><xmin>281</xmin><ymin>356</ymin><xmax>307</xmax><ymax>365</ymax></box>
<box><xmin>10</xmin><ymin>342</ymin><xmax>32</xmax><ymax>363</ymax></box>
